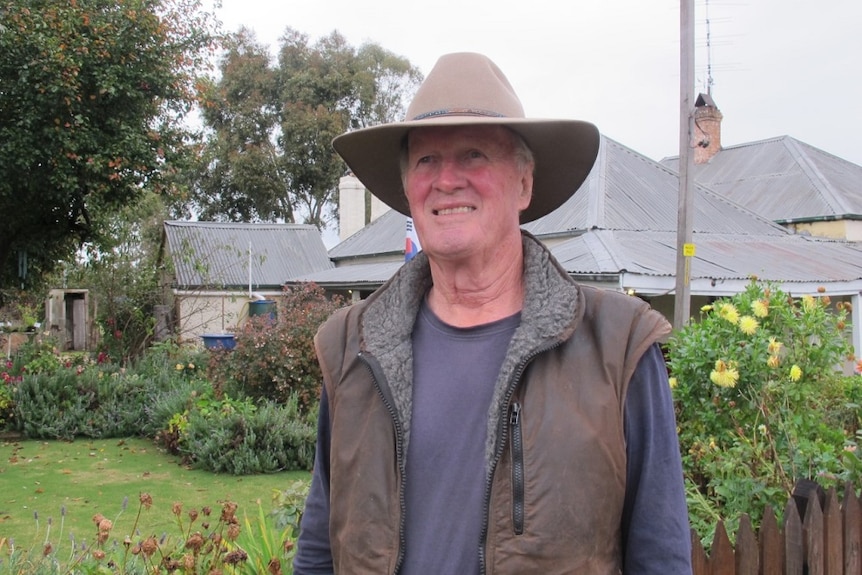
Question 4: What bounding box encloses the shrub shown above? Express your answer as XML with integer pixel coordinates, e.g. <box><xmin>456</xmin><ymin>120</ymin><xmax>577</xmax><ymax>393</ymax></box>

<box><xmin>209</xmin><ymin>283</ymin><xmax>345</xmax><ymax>414</ymax></box>
<box><xmin>181</xmin><ymin>394</ymin><xmax>316</xmax><ymax>475</ymax></box>
<box><xmin>0</xmin><ymin>361</ymin><xmax>17</xmax><ymax>430</ymax></box>
<box><xmin>668</xmin><ymin>279</ymin><xmax>859</xmax><ymax>542</ymax></box>
<box><xmin>13</xmin><ymin>367</ymin><xmax>152</xmax><ymax>440</ymax></box>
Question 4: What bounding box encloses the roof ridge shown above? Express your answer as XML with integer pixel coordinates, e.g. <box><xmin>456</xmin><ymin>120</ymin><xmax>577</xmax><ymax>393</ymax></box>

<box><xmin>783</xmin><ymin>138</ymin><xmax>855</xmax><ymax>214</ymax></box>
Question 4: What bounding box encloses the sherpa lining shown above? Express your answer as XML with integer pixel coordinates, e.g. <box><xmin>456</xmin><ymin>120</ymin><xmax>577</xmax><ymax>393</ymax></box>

<box><xmin>358</xmin><ymin>232</ymin><xmax>581</xmax><ymax>469</ymax></box>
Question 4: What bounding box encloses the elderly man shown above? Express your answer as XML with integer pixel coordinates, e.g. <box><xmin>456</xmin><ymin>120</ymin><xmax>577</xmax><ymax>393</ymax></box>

<box><xmin>293</xmin><ymin>52</ymin><xmax>691</xmax><ymax>574</ymax></box>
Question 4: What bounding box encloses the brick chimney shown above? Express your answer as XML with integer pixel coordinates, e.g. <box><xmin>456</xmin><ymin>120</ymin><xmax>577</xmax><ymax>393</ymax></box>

<box><xmin>693</xmin><ymin>93</ymin><xmax>723</xmax><ymax>164</ymax></box>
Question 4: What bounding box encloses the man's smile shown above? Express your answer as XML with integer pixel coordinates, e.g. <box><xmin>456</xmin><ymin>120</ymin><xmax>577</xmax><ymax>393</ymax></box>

<box><xmin>434</xmin><ymin>206</ymin><xmax>475</xmax><ymax>216</ymax></box>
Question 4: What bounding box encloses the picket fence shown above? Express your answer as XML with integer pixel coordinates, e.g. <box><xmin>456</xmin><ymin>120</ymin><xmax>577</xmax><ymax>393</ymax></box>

<box><xmin>692</xmin><ymin>480</ymin><xmax>862</xmax><ymax>574</ymax></box>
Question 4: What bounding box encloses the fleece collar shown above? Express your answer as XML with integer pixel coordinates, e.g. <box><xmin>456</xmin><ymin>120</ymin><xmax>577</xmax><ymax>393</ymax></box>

<box><xmin>359</xmin><ymin>231</ymin><xmax>582</xmax><ymax>466</ymax></box>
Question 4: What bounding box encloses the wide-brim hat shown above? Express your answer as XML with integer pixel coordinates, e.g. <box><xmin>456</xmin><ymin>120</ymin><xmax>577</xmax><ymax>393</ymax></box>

<box><xmin>332</xmin><ymin>52</ymin><xmax>601</xmax><ymax>224</ymax></box>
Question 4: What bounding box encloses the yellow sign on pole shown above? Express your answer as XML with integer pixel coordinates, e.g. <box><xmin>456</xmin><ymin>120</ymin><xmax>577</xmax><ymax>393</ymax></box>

<box><xmin>683</xmin><ymin>243</ymin><xmax>696</xmax><ymax>257</ymax></box>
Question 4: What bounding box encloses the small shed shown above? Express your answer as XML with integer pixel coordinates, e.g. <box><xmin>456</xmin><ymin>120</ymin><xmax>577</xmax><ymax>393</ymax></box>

<box><xmin>46</xmin><ymin>288</ymin><xmax>92</xmax><ymax>351</ymax></box>
<box><xmin>162</xmin><ymin>221</ymin><xmax>334</xmax><ymax>343</ymax></box>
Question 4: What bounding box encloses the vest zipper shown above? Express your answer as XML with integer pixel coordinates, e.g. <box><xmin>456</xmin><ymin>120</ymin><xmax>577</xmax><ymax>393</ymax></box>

<box><xmin>510</xmin><ymin>401</ymin><xmax>525</xmax><ymax>535</ymax></box>
<box><xmin>478</xmin><ymin>339</ymin><xmax>562</xmax><ymax>574</ymax></box>
<box><xmin>359</xmin><ymin>352</ymin><xmax>408</xmax><ymax>575</ymax></box>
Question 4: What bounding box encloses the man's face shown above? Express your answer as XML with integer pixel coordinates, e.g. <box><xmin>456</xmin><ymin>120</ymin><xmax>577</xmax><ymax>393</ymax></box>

<box><xmin>403</xmin><ymin>125</ymin><xmax>533</xmax><ymax>263</ymax></box>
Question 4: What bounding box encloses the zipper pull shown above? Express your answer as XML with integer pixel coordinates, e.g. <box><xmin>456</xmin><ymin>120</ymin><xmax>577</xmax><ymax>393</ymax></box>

<box><xmin>510</xmin><ymin>402</ymin><xmax>521</xmax><ymax>426</ymax></box>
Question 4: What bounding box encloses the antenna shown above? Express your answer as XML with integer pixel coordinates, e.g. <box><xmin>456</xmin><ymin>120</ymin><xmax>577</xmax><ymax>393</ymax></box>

<box><xmin>705</xmin><ymin>0</ymin><xmax>714</xmax><ymax>96</ymax></box>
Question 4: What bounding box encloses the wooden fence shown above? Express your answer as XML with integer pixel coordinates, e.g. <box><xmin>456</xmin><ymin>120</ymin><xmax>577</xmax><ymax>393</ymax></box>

<box><xmin>692</xmin><ymin>481</ymin><xmax>862</xmax><ymax>574</ymax></box>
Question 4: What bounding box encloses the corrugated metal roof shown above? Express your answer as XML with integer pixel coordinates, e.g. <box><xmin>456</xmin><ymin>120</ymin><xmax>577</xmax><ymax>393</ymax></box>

<box><xmin>290</xmin><ymin>261</ymin><xmax>405</xmax><ymax>288</ymax></box>
<box><xmin>306</xmin><ymin>134</ymin><xmax>861</xmax><ymax>293</ymax></box>
<box><xmin>164</xmin><ymin>221</ymin><xmax>333</xmax><ymax>288</ymax></box>
<box><xmin>552</xmin><ymin>230</ymin><xmax>862</xmax><ymax>283</ymax></box>
<box><xmin>524</xmin><ymin>137</ymin><xmax>788</xmax><ymax>236</ymax></box>
<box><xmin>329</xmin><ymin>209</ymin><xmax>406</xmax><ymax>260</ymax></box>
<box><xmin>662</xmin><ymin>136</ymin><xmax>862</xmax><ymax>221</ymax></box>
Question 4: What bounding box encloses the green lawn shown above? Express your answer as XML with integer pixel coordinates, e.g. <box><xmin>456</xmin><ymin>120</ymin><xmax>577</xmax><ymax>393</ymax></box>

<box><xmin>0</xmin><ymin>437</ymin><xmax>309</xmax><ymax>547</ymax></box>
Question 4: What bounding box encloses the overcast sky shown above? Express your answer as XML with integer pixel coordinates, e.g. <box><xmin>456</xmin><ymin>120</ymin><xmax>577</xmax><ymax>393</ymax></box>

<box><xmin>211</xmin><ymin>0</ymin><xmax>862</xmax><ymax>167</ymax></box>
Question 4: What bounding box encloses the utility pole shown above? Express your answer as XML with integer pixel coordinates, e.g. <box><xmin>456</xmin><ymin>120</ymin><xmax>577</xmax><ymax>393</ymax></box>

<box><xmin>675</xmin><ymin>0</ymin><xmax>696</xmax><ymax>330</ymax></box>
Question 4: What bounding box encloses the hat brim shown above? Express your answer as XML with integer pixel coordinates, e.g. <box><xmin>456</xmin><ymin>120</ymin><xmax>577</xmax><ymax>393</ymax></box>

<box><xmin>332</xmin><ymin>116</ymin><xmax>600</xmax><ymax>224</ymax></box>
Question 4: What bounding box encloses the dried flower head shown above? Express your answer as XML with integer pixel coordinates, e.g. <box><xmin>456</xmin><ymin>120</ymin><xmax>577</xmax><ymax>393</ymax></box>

<box><xmin>141</xmin><ymin>536</ymin><xmax>158</xmax><ymax>557</ymax></box>
<box><xmin>267</xmin><ymin>557</ymin><xmax>283</xmax><ymax>575</ymax></box>
<box><xmin>140</xmin><ymin>493</ymin><xmax>153</xmax><ymax>510</ymax></box>
<box><xmin>183</xmin><ymin>553</ymin><xmax>196</xmax><ymax>570</ymax></box>
<box><xmin>227</xmin><ymin>523</ymin><xmax>240</xmax><ymax>541</ymax></box>
<box><xmin>220</xmin><ymin>501</ymin><xmax>238</xmax><ymax>523</ymax></box>
<box><xmin>224</xmin><ymin>549</ymin><xmax>248</xmax><ymax>565</ymax></box>
<box><xmin>185</xmin><ymin>532</ymin><xmax>205</xmax><ymax>552</ymax></box>
<box><xmin>172</xmin><ymin>502</ymin><xmax>183</xmax><ymax>516</ymax></box>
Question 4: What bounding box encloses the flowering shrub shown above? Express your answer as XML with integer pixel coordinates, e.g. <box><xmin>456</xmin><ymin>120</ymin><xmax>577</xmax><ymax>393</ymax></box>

<box><xmin>667</xmin><ymin>279</ymin><xmax>860</xmax><ymax>541</ymax></box>
<box><xmin>209</xmin><ymin>283</ymin><xmax>345</xmax><ymax>414</ymax></box>
<box><xmin>0</xmin><ymin>363</ymin><xmax>15</xmax><ymax>429</ymax></box>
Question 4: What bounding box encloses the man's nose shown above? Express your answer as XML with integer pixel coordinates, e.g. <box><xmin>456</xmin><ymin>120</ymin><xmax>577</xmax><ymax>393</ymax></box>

<box><xmin>433</xmin><ymin>158</ymin><xmax>465</xmax><ymax>192</ymax></box>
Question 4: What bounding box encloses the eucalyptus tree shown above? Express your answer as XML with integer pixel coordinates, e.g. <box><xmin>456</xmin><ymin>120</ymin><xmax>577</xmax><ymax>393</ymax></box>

<box><xmin>188</xmin><ymin>28</ymin><xmax>422</xmax><ymax>229</ymax></box>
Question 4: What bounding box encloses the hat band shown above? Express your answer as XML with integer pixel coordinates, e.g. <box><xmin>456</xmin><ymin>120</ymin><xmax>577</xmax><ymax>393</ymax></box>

<box><xmin>411</xmin><ymin>107</ymin><xmax>507</xmax><ymax>121</ymax></box>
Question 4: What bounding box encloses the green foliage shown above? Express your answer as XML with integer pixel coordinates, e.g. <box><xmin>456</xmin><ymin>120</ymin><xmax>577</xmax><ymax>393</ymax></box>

<box><xmin>209</xmin><ymin>283</ymin><xmax>345</xmax><ymax>414</ymax></box>
<box><xmin>182</xmin><ymin>395</ymin><xmax>316</xmax><ymax>475</ymax></box>
<box><xmin>0</xmin><ymin>0</ymin><xmax>218</xmax><ymax>291</ymax></box>
<box><xmin>14</xmin><ymin>365</ymin><xmax>148</xmax><ymax>440</ymax></box>
<box><xmin>668</xmin><ymin>279</ymin><xmax>860</xmax><ymax>542</ymax></box>
<box><xmin>185</xmin><ymin>28</ymin><xmax>422</xmax><ymax>227</ymax></box>
<box><xmin>11</xmin><ymin>342</ymin><xmax>202</xmax><ymax>439</ymax></box>
<box><xmin>230</xmin><ymin>490</ymin><xmax>305</xmax><ymax>575</ymax></box>
<box><xmin>57</xmin><ymin>192</ymin><xmax>174</xmax><ymax>365</ymax></box>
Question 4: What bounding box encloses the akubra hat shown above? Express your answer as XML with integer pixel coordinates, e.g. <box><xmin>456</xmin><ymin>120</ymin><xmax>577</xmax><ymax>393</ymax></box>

<box><xmin>332</xmin><ymin>52</ymin><xmax>601</xmax><ymax>224</ymax></box>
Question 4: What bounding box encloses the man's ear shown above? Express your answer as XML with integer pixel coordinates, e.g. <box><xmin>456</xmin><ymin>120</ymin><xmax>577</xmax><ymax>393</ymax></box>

<box><xmin>518</xmin><ymin>171</ymin><xmax>534</xmax><ymax>209</ymax></box>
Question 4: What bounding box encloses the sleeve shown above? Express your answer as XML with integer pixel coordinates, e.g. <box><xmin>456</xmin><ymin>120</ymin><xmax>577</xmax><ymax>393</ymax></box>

<box><xmin>621</xmin><ymin>343</ymin><xmax>692</xmax><ymax>574</ymax></box>
<box><xmin>292</xmin><ymin>386</ymin><xmax>335</xmax><ymax>575</ymax></box>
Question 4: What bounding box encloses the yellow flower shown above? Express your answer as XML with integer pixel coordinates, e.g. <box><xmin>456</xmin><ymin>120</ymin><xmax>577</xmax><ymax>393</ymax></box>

<box><xmin>668</xmin><ymin>377</ymin><xmax>678</xmax><ymax>389</ymax></box>
<box><xmin>717</xmin><ymin>303</ymin><xmax>739</xmax><ymax>325</ymax></box>
<box><xmin>752</xmin><ymin>299</ymin><xmax>769</xmax><ymax>318</ymax></box>
<box><xmin>710</xmin><ymin>359</ymin><xmax>739</xmax><ymax>388</ymax></box>
<box><xmin>767</xmin><ymin>355</ymin><xmax>781</xmax><ymax>369</ymax></box>
<box><xmin>700</xmin><ymin>304</ymin><xmax>714</xmax><ymax>312</ymax></box>
<box><xmin>188</xmin><ymin>363</ymin><xmax>195</xmax><ymax>370</ymax></box>
<box><xmin>738</xmin><ymin>315</ymin><xmax>759</xmax><ymax>335</ymax></box>
<box><xmin>767</xmin><ymin>337</ymin><xmax>783</xmax><ymax>355</ymax></box>
<box><xmin>175</xmin><ymin>363</ymin><xmax>184</xmax><ymax>371</ymax></box>
<box><xmin>801</xmin><ymin>295</ymin><xmax>816</xmax><ymax>312</ymax></box>
<box><xmin>789</xmin><ymin>364</ymin><xmax>802</xmax><ymax>381</ymax></box>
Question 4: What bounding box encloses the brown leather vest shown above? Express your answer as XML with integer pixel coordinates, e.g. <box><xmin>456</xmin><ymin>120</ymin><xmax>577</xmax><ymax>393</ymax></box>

<box><xmin>314</xmin><ymin>236</ymin><xmax>671</xmax><ymax>574</ymax></box>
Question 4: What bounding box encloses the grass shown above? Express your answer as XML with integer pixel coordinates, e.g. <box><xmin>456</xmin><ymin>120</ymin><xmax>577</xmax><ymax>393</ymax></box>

<box><xmin>0</xmin><ymin>437</ymin><xmax>309</xmax><ymax>547</ymax></box>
